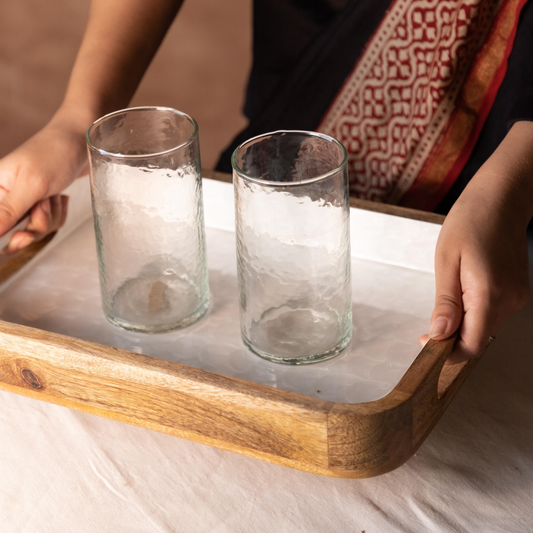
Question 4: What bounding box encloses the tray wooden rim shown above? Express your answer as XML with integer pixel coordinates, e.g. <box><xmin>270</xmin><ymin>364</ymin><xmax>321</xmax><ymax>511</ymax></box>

<box><xmin>0</xmin><ymin>172</ymin><xmax>476</xmax><ymax>478</ymax></box>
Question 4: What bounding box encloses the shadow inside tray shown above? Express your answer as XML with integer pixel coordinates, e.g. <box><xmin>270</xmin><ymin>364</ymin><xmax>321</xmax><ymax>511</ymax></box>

<box><xmin>0</xmin><ymin>258</ymin><xmax>432</xmax><ymax>404</ymax></box>
<box><xmin>0</xmin><ymin>221</ymin><xmax>433</xmax><ymax>404</ymax></box>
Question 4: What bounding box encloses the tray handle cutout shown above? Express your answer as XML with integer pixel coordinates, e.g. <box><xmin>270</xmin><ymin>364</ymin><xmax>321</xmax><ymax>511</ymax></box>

<box><xmin>394</xmin><ymin>332</ymin><xmax>467</xmax><ymax>403</ymax></box>
<box><xmin>437</xmin><ymin>356</ymin><xmax>478</xmax><ymax>401</ymax></box>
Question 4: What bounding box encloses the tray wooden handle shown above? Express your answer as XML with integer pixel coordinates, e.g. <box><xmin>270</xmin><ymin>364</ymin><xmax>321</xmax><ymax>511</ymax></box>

<box><xmin>396</xmin><ymin>334</ymin><xmax>459</xmax><ymax>399</ymax></box>
<box><xmin>0</xmin><ymin>232</ymin><xmax>56</xmax><ymax>284</ymax></box>
<box><xmin>326</xmin><ymin>334</ymin><xmax>480</xmax><ymax>477</ymax></box>
<box><xmin>409</xmin><ymin>336</ymin><xmax>479</xmax><ymax>455</ymax></box>
<box><xmin>396</xmin><ymin>333</ymin><xmax>478</xmax><ymax>405</ymax></box>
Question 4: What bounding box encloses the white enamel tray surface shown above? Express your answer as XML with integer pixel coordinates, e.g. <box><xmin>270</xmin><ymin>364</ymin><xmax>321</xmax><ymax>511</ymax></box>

<box><xmin>0</xmin><ymin>178</ymin><xmax>440</xmax><ymax>404</ymax></box>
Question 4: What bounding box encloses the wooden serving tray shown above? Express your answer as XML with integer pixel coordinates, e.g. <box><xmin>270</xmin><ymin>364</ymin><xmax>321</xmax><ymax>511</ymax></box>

<box><xmin>0</xmin><ymin>172</ymin><xmax>477</xmax><ymax>478</ymax></box>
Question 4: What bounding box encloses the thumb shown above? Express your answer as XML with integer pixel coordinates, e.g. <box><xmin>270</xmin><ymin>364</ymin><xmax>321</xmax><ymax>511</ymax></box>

<box><xmin>0</xmin><ymin>184</ymin><xmax>37</xmax><ymax>236</ymax></box>
<box><xmin>430</xmin><ymin>257</ymin><xmax>464</xmax><ymax>340</ymax></box>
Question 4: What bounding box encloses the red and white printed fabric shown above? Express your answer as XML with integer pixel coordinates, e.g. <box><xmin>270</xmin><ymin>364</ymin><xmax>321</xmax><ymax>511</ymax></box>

<box><xmin>318</xmin><ymin>0</ymin><xmax>527</xmax><ymax>210</ymax></box>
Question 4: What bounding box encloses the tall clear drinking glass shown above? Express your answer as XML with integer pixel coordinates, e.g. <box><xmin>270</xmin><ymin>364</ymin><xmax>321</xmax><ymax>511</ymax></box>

<box><xmin>232</xmin><ymin>131</ymin><xmax>352</xmax><ymax>364</ymax></box>
<box><xmin>86</xmin><ymin>106</ymin><xmax>209</xmax><ymax>333</ymax></box>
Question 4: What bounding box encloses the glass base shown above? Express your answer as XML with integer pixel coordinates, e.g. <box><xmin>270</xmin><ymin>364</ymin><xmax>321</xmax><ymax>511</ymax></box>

<box><xmin>103</xmin><ymin>272</ymin><xmax>209</xmax><ymax>334</ymax></box>
<box><xmin>242</xmin><ymin>329</ymin><xmax>352</xmax><ymax>365</ymax></box>
<box><xmin>104</xmin><ymin>297</ymin><xmax>209</xmax><ymax>334</ymax></box>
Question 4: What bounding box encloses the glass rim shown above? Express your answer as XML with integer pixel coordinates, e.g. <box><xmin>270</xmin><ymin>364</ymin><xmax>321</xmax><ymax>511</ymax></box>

<box><xmin>86</xmin><ymin>106</ymin><xmax>198</xmax><ymax>159</ymax></box>
<box><xmin>231</xmin><ymin>130</ymin><xmax>348</xmax><ymax>187</ymax></box>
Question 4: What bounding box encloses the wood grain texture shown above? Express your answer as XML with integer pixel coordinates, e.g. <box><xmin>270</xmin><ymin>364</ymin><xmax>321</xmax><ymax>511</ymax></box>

<box><xmin>325</xmin><ymin>335</ymin><xmax>470</xmax><ymax>476</ymax></box>
<box><xmin>0</xmin><ymin>233</ymin><xmax>56</xmax><ymax>284</ymax></box>
<box><xmin>202</xmin><ymin>169</ymin><xmax>233</xmax><ymax>184</ymax></box>
<box><xmin>0</xmin><ymin>321</ymin><xmax>333</xmax><ymax>473</ymax></box>
<box><xmin>0</xmin><ymin>171</ymin><xmax>478</xmax><ymax>478</ymax></box>
<box><xmin>0</xmin><ymin>318</ymin><xmax>473</xmax><ymax>478</ymax></box>
<box><xmin>348</xmin><ymin>197</ymin><xmax>445</xmax><ymax>225</ymax></box>
<box><xmin>202</xmin><ymin>169</ymin><xmax>446</xmax><ymax>224</ymax></box>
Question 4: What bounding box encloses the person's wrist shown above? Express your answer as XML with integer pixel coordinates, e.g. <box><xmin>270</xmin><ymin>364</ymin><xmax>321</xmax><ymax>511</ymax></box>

<box><xmin>454</xmin><ymin>122</ymin><xmax>533</xmax><ymax>232</ymax></box>
<box><xmin>49</xmin><ymin>103</ymin><xmax>98</xmax><ymax>136</ymax></box>
<box><xmin>492</xmin><ymin>121</ymin><xmax>533</xmax><ymax>229</ymax></box>
<box><xmin>40</xmin><ymin>103</ymin><xmax>95</xmax><ymax>178</ymax></box>
<box><xmin>453</xmin><ymin>178</ymin><xmax>530</xmax><ymax>238</ymax></box>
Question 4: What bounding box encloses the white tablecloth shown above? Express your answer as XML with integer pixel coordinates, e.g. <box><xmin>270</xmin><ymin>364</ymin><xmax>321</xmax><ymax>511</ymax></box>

<box><xmin>1</xmin><ymin>253</ymin><xmax>532</xmax><ymax>533</ymax></box>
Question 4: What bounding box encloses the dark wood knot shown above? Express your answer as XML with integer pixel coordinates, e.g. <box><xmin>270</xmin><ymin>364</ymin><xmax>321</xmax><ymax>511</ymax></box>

<box><xmin>21</xmin><ymin>368</ymin><xmax>43</xmax><ymax>390</ymax></box>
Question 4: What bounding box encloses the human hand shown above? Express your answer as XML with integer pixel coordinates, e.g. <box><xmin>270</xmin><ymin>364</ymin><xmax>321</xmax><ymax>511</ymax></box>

<box><xmin>0</xmin><ymin>114</ymin><xmax>88</xmax><ymax>254</ymax></box>
<box><xmin>419</xmin><ymin>197</ymin><xmax>530</xmax><ymax>364</ymax></box>
<box><xmin>0</xmin><ymin>0</ymin><xmax>187</xmax><ymax>254</ymax></box>
<box><xmin>419</xmin><ymin>122</ymin><xmax>533</xmax><ymax>364</ymax></box>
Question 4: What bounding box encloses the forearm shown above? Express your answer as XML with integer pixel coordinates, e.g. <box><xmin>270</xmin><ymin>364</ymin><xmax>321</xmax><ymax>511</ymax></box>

<box><xmin>453</xmin><ymin>121</ymin><xmax>533</xmax><ymax>230</ymax></box>
<box><xmin>52</xmin><ymin>0</ymin><xmax>184</xmax><ymax>133</ymax></box>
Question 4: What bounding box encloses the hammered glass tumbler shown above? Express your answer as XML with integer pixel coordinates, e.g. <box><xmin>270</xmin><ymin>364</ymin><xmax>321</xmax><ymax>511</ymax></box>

<box><xmin>232</xmin><ymin>130</ymin><xmax>352</xmax><ymax>364</ymax></box>
<box><xmin>86</xmin><ymin>106</ymin><xmax>209</xmax><ymax>333</ymax></box>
